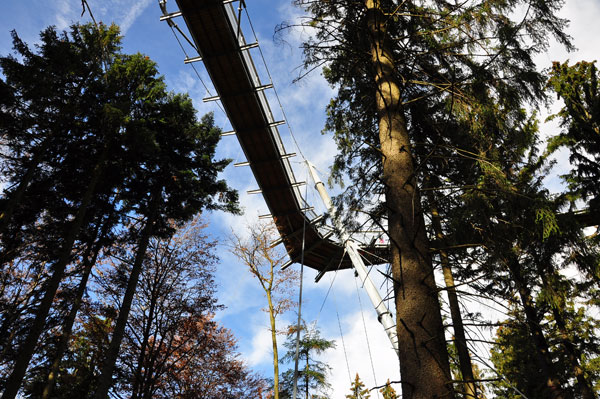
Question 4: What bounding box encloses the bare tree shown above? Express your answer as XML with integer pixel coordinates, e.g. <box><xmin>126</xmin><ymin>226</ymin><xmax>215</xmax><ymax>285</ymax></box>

<box><xmin>230</xmin><ymin>221</ymin><xmax>299</xmax><ymax>399</ymax></box>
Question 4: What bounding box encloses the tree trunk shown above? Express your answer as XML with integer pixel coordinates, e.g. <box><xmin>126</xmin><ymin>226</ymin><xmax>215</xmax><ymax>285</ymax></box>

<box><xmin>131</xmin><ymin>267</ymin><xmax>160</xmax><ymax>399</ymax></box>
<box><xmin>507</xmin><ymin>258</ymin><xmax>566</xmax><ymax>399</ymax></box>
<box><xmin>94</xmin><ymin>199</ymin><xmax>158</xmax><ymax>399</ymax></box>
<box><xmin>540</xmin><ymin>270</ymin><xmax>596</xmax><ymax>399</ymax></box>
<box><xmin>42</xmin><ymin>215</ymin><xmax>112</xmax><ymax>399</ymax></box>
<box><xmin>426</xmin><ymin>181</ymin><xmax>478</xmax><ymax>399</ymax></box>
<box><xmin>2</xmin><ymin>146</ymin><xmax>109</xmax><ymax>399</ymax></box>
<box><xmin>267</xmin><ymin>291</ymin><xmax>280</xmax><ymax>399</ymax></box>
<box><xmin>365</xmin><ymin>1</ymin><xmax>454</xmax><ymax>398</ymax></box>
<box><xmin>305</xmin><ymin>354</ymin><xmax>309</xmax><ymax>399</ymax></box>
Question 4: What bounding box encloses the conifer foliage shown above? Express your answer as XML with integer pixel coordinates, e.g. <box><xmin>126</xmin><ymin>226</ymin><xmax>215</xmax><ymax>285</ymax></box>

<box><xmin>0</xmin><ymin>23</ymin><xmax>239</xmax><ymax>399</ymax></box>
<box><xmin>346</xmin><ymin>374</ymin><xmax>370</xmax><ymax>399</ymax></box>
<box><xmin>279</xmin><ymin>323</ymin><xmax>335</xmax><ymax>399</ymax></box>
<box><xmin>281</xmin><ymin>0</ymin><xmax>578</xmax><ymax>398</ymax></box>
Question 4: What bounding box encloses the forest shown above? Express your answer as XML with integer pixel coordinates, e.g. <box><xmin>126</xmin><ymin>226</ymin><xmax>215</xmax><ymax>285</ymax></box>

<box><xmin>0</xmin><ymin>0</ymin><xmax>600</xmax><ymax>399</ymax></box>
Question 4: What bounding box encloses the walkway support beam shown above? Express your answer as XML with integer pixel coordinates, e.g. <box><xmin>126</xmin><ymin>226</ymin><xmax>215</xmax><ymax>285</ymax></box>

<box><xmin>306</xmin><ymin>161</ymin><xmax>399</xmax><ymax>355</ymax></box>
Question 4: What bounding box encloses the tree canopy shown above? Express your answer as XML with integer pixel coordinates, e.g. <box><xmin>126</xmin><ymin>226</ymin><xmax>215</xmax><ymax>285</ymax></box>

<box><xmin>0</xmin><ymin>22</ymin><xmax>240</xmax><ymax>399</ymax></box>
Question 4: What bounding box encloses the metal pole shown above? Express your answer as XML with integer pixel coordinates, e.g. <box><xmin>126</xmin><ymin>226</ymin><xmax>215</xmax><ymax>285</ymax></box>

<box><xmin>306</xmin><ymin>161</ymin><xmax>399</xmax><ymax>356</ymax></box>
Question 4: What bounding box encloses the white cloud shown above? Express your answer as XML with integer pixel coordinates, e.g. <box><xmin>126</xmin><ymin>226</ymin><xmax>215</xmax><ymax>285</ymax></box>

<box><xmin>245</xmin><ymin>320</ymin><xmax>276</xmax><ymax>367</ymax></box>
<box><xmin>119</xmin><ymin>0</ymin><xmax>153</xmax><ymax>34</ymax></box>
<box><xmin>321</xmin><ymin>310</ymin><xmax>401</xmax><ymax>397</ymax></box>
<box><xmin>54</xmin><ymin>0</ymin><xmax>76</xmax><ymax>30</ymax></box>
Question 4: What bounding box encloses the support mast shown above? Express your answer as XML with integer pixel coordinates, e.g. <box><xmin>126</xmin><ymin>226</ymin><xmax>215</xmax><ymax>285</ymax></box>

<box><xmin>306</xmin><ymin>161</ymin><xmax>399</xmax><ymax>355</ymax></box>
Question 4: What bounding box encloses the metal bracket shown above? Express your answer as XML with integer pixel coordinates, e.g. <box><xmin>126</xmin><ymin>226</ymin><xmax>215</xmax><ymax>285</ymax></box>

<box><xmin>159</xmin><ymin>11</ymin><xmax>182</xmax><ymax>21</ymax></box>
<box><xmin>184</xmin><ymin>55</ymin><xmax>203</xmax><ymax>64</ymax></box>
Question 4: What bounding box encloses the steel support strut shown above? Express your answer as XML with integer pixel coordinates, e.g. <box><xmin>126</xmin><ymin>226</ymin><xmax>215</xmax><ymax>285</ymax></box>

<box><xmin>306</xmin><ymin>161</ymin><xmax>399</xmax><ymax>356</ymax></box>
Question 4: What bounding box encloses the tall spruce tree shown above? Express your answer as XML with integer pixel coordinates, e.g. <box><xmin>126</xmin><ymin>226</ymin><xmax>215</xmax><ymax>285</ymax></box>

<box><xmin>0</xmin><ymin>23</ymin><xmax>238</xmax><ymax>399</ymax></box>
<box><xmin>284</xmin><ymin>1</ymin><xmax>572</xmax><ymax>398</ymax></box>
<box><xmin>445</xmin><ymin>99</ymin><xmax>600</xmax><ymax>399</ymax></box>
<box><xmin>0</xmin><ymin>24</ymin><xmax>127</xmax><ymax>399</ymax></box>
<box><xmin>94</xmin><ymin>103</ymin><xmax>239</xmax><ymax>399</ymax></box>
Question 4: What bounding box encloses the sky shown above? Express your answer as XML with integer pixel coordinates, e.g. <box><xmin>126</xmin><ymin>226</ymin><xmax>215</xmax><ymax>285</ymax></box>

<box><xmin>1</xmin><ymin>1</ymin><xmax>599</xmax><ymax>398</ymax></box>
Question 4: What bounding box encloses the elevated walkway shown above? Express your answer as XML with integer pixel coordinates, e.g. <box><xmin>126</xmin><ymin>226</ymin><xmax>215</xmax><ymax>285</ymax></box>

<box><xmin>165</xmin><ymin>0</ymin><xmax>389</xmax><ymax>275</ymax></box>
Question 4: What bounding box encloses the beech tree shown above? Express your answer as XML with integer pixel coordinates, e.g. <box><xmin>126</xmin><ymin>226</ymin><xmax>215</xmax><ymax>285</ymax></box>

<box><xmin>93</xmin><ymin>216</ymin><xmax>265</xmax><ymax>399</ymax></box>
<box><xmin>229</xmin><ymin>221</ymin><xmax>299</xmax><ymax>399</ymax></box>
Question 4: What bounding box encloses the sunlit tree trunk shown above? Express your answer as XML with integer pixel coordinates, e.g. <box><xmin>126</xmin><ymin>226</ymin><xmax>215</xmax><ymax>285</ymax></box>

<box><xmin>365</xmin><ymin>1</ymin><xmax>454</xmax><ymax>398</ymax></box>
<box><xmin>267</xmin><ymin>290</ymin><xmax>280</xmax><ymax>399</ymax></box>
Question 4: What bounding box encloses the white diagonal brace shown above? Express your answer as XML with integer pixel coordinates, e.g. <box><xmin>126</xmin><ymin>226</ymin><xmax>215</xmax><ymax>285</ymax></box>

<box><xmin>306</xmin><ymin>160</ymin><xmax>399</xmax><ymax>356</ymax></box>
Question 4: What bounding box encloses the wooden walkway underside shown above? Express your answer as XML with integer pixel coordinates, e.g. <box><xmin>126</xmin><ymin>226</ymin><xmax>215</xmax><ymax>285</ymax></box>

<box><xmin>171</xmin><ymin>0</ymin><xmax>389</xmax><ymax>275</ymax></box>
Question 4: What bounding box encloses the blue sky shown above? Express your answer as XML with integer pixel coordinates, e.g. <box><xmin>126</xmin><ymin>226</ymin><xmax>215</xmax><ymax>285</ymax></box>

<box><xmin>1</xmin><ymin>0</ymin><xmax>600</xmax><ymax>397</ymax></box>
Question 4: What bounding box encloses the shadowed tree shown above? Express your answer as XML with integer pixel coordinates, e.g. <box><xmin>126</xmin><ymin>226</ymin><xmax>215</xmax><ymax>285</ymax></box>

<box><xmin>93</xmin><ymin>215</ymin><xmax>265</xmax><ymax>399</ymax></box>
<box><xmin>94</xmin><ymin>102</ymin><xmax>239</xmax><ymax>399</ymax></box>
<box><xmin>547</xmin><ymin>61</ymin><xmax>600</xmax><ymax>216</ymax></box>
<box><xmin>0</xmin><ymin>23</ymin><xmax>239</xmax><ymax>399</ymax></box>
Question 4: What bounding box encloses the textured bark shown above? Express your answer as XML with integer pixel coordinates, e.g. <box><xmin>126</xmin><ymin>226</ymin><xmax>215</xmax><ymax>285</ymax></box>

<box><xmin>365</xmin><ymin>1</ymin><xmax>454</xmax><ymax>398</ymax></box>
<box><xmin>2</xmin><ymin>146</ymin><xmax>108</xmax><ymax>399</ymax></box>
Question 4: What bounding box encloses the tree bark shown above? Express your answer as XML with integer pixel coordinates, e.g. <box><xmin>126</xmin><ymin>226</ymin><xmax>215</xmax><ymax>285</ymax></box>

<box><xmin>41</xmin><ymin>215</ymin><xmax>112</xmax><ymax>399</ymax></box>
<box><xmin>267</xmin><ymin>291</ymin><xmax>280</xmax><ymax>399</ymax></box>
<box><xmin>94</xmin><ymin>197</ymin><xmax>158</xmax><ymax>399</ymax></box>
<box><xmin>2</xmin><ymin>145</ymin><xmax>109</xmax><ymax>399</ymax></box>
<box><xmin>540</xmin><ymin>270</ymin><xmax>596</xmax><ymax>399</ymax></box>
<box><xmin>507</xmin><ymin>258</ymin><xmax>566</xmax><ymax>399</ymax></box>
<box><xmin>365</xmin><ymin>2</ymin><xmax>454</xmax><ymax>398</ymax></box>
<box><xmin>426</xmin><ymin>181</ymin><xmax>479</xmax><ymax>399</ymax></box>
